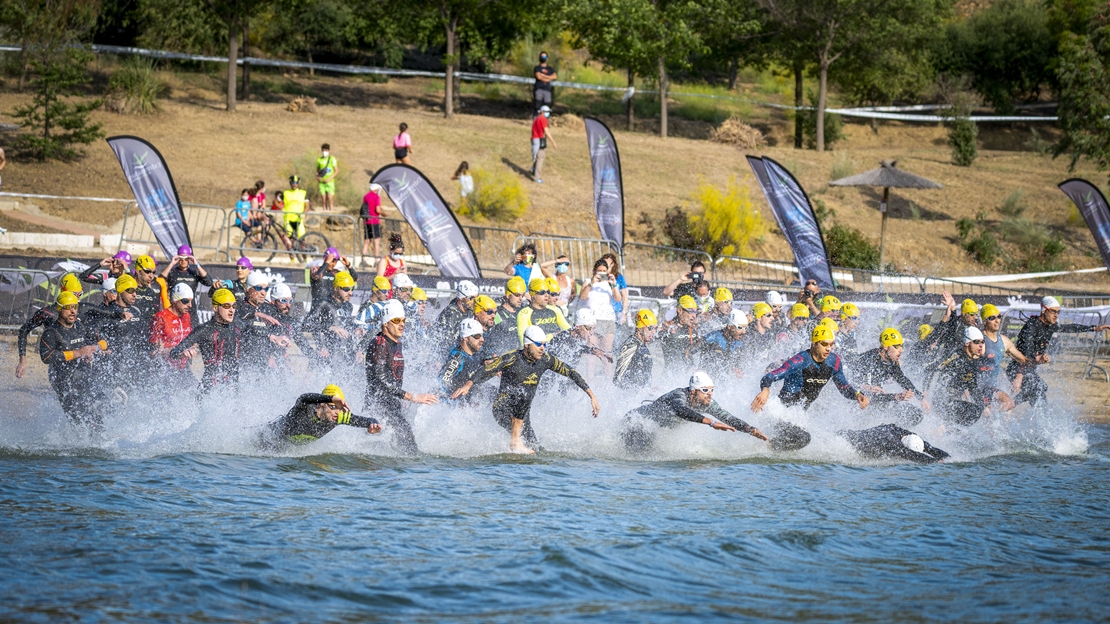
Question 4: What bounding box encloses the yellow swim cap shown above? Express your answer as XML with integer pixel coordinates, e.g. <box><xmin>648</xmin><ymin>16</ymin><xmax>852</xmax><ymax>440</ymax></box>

<box><xmin>790</xmin><ymin>303</ymin><xmax>811</xmax><ymax>319</ymax></box>
<box><xmin>713</xmin><ymin>287</ymin><xmax>733</xmax><ymax>303</ymax></box>
<box><xmin>334</xmin><ymin>272</ymin><xmax>356</xmax><ymax>289</ymax></box>
<box><xmin>115</xmin><ymin>274</ymin><xmax>137</xmax><ymax>292</ymax></box>
<box><xmin>135</xmin><ymin>255</ymin><xmax>156</xmax><ymax>271</ymax></box>
<box><xmin>411</xmin><ymin>286</ymin><xmax>427</xmax><ymax>301</ymax></box>
<box><xmin>506</xmin><ymin>276</ymin><xmax>527</xmax><ymax>295</ymax></box>
<box><xmin>529</xmin><ymin>278</ymin><xmax>546</xmax><ymax>293</ymax></box>
<box><xmin>677</xmin><ymin>295</ymin><xmax>697</xmax><ymax>311</ymax></box>
<box><xmin>961</xmin><ymin>298</ymin><xmax>979</xmax><ymax>315</ymax></box>
<box><xmin>980</xmin><ymin>303</ymin><xmax>1000</xmax><ymax>319</ymax></box>
<box><xmin>56</xmin><ymin>291</ymin><xmax>79</xmax><ymax>308</ymax></box>
<box><xmin>812</xmin><ymin>324</ymin><xmax>835</xmax><ymax>343</ymax></box>
<box><xmin>372</xmin><ymin>276</ymin><xmax>391</xmax><ymax>291</ymax></box>
<box><xmin>918</xmin><ymin>323</ymin><xmax>933</xmax><ymax>341</ymax></box>
<box><xmin>545</xmin><ymin>277</ymin><xmax>560</xmax><ymax>293</ymax></box>
<box><xmin>211</xmin><ymin>288</ymin><xmax>236</xmax><ymax>306</ymax></box>
<box><xmin>322</xmin><ymin>384</ymin><xmax>345</xmax><ymax>401</ymax></box>
<box><xmin>820</xmin><ymin>296</ymin><xmax>842</xmax><ymax>313</ymax></box>
<box><xmin>840</xmin><ymin>302</ymin><xmax>860</xmax><ymax>319</ymax></box>
<box><xmin>635</xmin><ymin>309</ymin><xmax>658</xmax><ymax>328</ymax></box>
<box><xmin>60</xmin><ymin>273</ymin><xmax>83</xmax><ymax>294</ymax></box>
<box><xmin>819</xmin><ymin>317</ymin><xmax>839</xmax><ymax>333</ymax></box>
<box><xmin>880</xmin><ymin>327</ymin><xmax>904</xmax><ymax>347</ymax></box>
<box><xmin>472</xmin><ymin>294</ymin><xmax>497</xmax><ymax>314</ymax></box>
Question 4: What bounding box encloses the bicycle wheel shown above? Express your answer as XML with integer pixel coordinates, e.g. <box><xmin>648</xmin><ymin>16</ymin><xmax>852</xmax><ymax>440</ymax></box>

<box><xmin>239</xmin><ymin>229</ymin><xmax>278</xmax><ymax>263</ymax></box>
<box><xmin>297</xmin><ymin>231</ymin><xmax>330</xmax><ymax>257</ymax></box>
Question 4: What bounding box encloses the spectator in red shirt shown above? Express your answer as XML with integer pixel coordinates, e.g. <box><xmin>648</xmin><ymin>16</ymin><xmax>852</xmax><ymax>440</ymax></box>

<box><xmin>151</xmin><ymin>283</ymin><xmax>194</xmax><ymax>381</ymax></box>
<box><xmin>360</xmin><ymin>181</ymin><xmax>390</xmax><ymax>262</ymax></box>
<box><xmin>531</xmin><ymin>105</ymin><xmax>556</xmax><ymax>184</ymax></box>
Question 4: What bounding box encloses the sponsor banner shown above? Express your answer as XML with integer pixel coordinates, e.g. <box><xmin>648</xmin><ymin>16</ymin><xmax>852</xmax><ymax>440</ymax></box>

<box><xmin>106</xmin><ymin>136</ymin><xmax>190</xmax><ymax>261</ymax></box>
<box><xmin>746</xmin><ymin>156</ymin><xmax>835</xmax><ymax>291</ymax></box>
<box><xmin>370</xmin><ymin>164</ymin><xmax>480</xmax><ymax>279</ymax></box>
<box><xmin>1059</xmin><ymin>179</ymin><xmax>1110</xmax><ymax>274</ymax></box>
<box><xmin>584</xmin><ymin>117</ymin><xmax>625</xmax><ymax>246</ymax></box>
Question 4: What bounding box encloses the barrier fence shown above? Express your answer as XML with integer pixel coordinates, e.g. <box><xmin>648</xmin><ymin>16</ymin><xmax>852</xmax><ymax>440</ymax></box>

<box><xmin>511</xmin><ymin>236</ymin><xmax>620</xmax><ymax>286</ymax></box>
<box><xmin>228</xmin><ymin>209</ymin><xmax>358</xmax><ymax>265</ymax></box>
<box><xmin>623</xmin><ymin>243</ymin><xmax>713</xmax><ymax>289</ymax></box>
<box><xmin>119</xmin><ymin>202</ymin><xmax>229</xmax><ymax>261</ymax></box>
<box><xmin>0</xmin><ymin>268</ymin><xmax>55</xmax><ymax>330</ymax></box>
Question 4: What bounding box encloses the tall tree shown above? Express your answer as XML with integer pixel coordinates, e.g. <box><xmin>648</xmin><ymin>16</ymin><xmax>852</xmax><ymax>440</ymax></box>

<box><xmin>1054</xmin><ymin>6</ymin><xmax>1110</xmax><ymax>187</ymax></box>
<box><xmin>204</xmin><ymin>0</ymin><xmax>267</xmax><ymax>111</ymax></box>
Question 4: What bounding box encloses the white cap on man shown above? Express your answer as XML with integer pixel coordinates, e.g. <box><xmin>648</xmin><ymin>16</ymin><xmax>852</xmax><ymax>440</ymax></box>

<box><xmin>246</xmin><ymin>270</ymin><xmax>270</xmax><ymax>288</ymax></box>
<box><xmin>728</xmin><ymin>309</ymin><xmax>749</xmax><ymax>327</ymax></box>
<box><xmin>369</xmin><ymin>182</ymin><xmax>383</xmax><ymax>192</ymax></box>
<box><xmin>383</xmin><ymin>299</ymin><xmax>405</xmax><ymax>322</ymax></box>
<box><xmin>539</xmin><ymin>105</ymin><xmax>551</xmax><ymax>113</ymax></box>
<box><xmin>171</xmin><ymin>283</ymin><xmax>194</xmax><ymax>302</ymax></box>
<box><xmin>523</xmin><ymin>325</ymin><xmax>547</xmax><ymax>345</ymax></box>
<box><xmin>392</xmin><ymin>273</ymin><xmax>414</xmax><ymax>289</ymax></box>
<box><xmin>689</xmin><ymin>371</ymin><xmax>714</xmax><ymax>390</ymax></box>
<box><xmin>460</xmin><ymin>318</ymin><xmax>484</xmax><ymax>338</ymax></box>
<box><xmin>574</xmin><ymin>308</ymin><xmax>597</xmax><ymax>327</ymax></box>
<box><xmin>272</xmin><ymin>283</ymin><xmax>293</xmax><ymax>300</ymax></box>
<box><xmin>457</xmin><ymin>280</ymin><xmax>479</xmax><ymax>298</ymax></box>
<box><xmin>964</xmin><ymin>326</ymin><xmax>984</xmax><ymax>344</ymax></box>
<box><xmin>102</xmin><ymin>277</ymin><xmax>117</xmax><ymax>292</ymax></box>
<box><xmin>1041</xmin><ymin>296</ymin><xmax>1062</xmax><ymax>310</ymax></box>
<box><xmin>766</xmin><ymin>291</ymin><xmax>785</xmax><ymax>307</ymax></box>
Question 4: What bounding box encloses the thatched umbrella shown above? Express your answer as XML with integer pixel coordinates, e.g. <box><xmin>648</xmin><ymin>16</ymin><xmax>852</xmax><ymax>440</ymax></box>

<box><xmin>829</xmin><ymin>160</ymin><xmax>943</xmax><ymax>274</ymax></box>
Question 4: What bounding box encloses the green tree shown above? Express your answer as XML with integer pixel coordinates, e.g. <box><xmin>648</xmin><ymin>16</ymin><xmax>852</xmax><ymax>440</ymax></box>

<box><xmin>10</xmin><ymin>47</ymin><xmax>105</xmax><ymax>161</ymax></box>
<box><xmin>264</xmin><ymin>0</ymin><xmax>353</xmax><ymax>74</ymax></box>
<box><xmin>0</xmin><ymin>0</ymin><xmax>99</xmax><ymax>90</ymax></box>
<box><xmin>1053</xmin><ymin>7</ymin><xmax>1110</xmax><ymax>187</ymax></box>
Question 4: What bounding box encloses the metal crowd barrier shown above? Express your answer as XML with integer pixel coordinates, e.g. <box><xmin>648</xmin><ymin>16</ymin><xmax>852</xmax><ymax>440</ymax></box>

<box><xmin>119</xmin><ymin>201</ymin><xmax>229</xmax><ymax>261</ymax></box>
<box><xmin>622</xmin><ymin>243</ymin><xmax>713</xmax><ymax>288</ymax></box>
<box><xmin>511</xmin><ymin>235</ymin><xmax>620</xmax><ymax>285</ymax></box>
<box><xmin>227</xmin><ymin>209</ymin><xmax>358</xmax><ymax>265</ymax></box>
<box><xmin>381</xmin><ymin>218</ymin><xmax>434</xmax><ymax>267</ymax></box>
<box><xmin>465</xmin><ymin>225</ymin><xmax>525</xmax><ymax>274</ymax></box>
<box><xmin>0</xmin><ymin>268</ymin><xmax>57</xmax><ymax>330</ymax></box>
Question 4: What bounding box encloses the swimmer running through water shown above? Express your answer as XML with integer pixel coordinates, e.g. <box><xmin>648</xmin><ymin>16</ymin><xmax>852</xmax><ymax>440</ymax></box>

<box><xmin>263</xmin><ymin>384</ymin><xmax>382</xmax><ymax>448</ymax></box>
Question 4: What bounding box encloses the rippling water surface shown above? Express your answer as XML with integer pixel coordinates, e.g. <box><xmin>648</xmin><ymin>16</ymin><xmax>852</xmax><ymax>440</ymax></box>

<box><xmin>3</xmin><ymin>422</ymin><xmax>1110</xmax><ymax>622</ymax></box>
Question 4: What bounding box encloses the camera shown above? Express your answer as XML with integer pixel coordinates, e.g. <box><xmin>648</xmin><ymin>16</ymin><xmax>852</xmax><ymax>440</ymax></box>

<box><xmin>689</xmin><ymin>272</ymin><xmax>703</xmax><ymax>282</ymax></box>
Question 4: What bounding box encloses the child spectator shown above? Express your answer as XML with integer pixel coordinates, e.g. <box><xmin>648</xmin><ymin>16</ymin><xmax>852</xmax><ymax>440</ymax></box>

<box><xmin>452</xmin><ymin>161</ymin><xmax>474</xmax><ymax>199</ymax></box>
<box><xmin>394</xmin><ymin>123</ymin><xmax>413</xmax><ymax>164</ymax></box>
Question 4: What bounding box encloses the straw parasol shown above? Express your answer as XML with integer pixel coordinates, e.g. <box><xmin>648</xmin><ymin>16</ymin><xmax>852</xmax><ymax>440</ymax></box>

<box><xmin>829</xmin><ymin>160</ymin><xmax>943</xmax><ymax>273</ymax></box>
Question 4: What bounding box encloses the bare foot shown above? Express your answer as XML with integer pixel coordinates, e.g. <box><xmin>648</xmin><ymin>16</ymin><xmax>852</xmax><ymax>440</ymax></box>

<box><xmin>510</xmin><ymin>443</ymin><xmax>535</xmax><ymax>455</ymax></box>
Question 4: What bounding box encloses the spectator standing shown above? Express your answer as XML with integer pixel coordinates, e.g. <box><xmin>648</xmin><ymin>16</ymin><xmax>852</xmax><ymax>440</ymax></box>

<box><xmin>452</xmin><ymin>162</ymin><xmax>474</xmax><ymax>199</ymax></box>
<box><xmin>530</xmin><ymin>106</ymin><xmax>556</xmax><ymax>184</ymax></box>
<box><xmin>393</xmin><ymin>123</ymin><xmax>413</xmax><ymax>164</ymax></box>
<box><xmin>377</xmin><ymin>233</ymin><xmax>407</xmax><ymax>280</ymax></box>
<box><xmin>533</xmin><ymin>51</ymin><xmax>557</xmax><ymax>112</ymax></box>
<box><xmin>504</xmin><ymin>243</ymin><xmax>546</xmax><ymax>285</ymax></box>
<box><xmin>542</xmin><ymin>254</ymin><xmax>578</xmax><ymax>310</ymax></box>
<box><xmin>316</xmin><ymin>143</ymin><xmax>338</xmax><ymax>211</ymax></box>
<box><xmin>361</xmin><ymin>182</ymin><xmax>390</xmax><ymax>262</ymax></box>
<box><xmin>601</xmin><ymin>252</ymin><xmax>629</xmax><ymax>325</ymax></box>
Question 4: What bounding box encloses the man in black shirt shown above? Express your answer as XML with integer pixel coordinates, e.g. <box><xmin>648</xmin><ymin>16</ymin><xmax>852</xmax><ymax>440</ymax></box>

<box><xmin>614</xmin><ymin>309</ymin><xmax>658</xmax><ymax>390</ymax></box>
<box><xmin>262</xmin><ymin>385</ymin><xmax>381</xmax><ymax>449</ymax></box>
<box><xmin>852</xmin><ymin>328</ymin><xmax>929</xmax><ymax>427</ymax></box>
<box><xmin>533</xmin><ymin>51</ymin><xmax>557</xmax><ymax>112</ymax></box>
<box><xmin>39</xmin><ymin>292</ymin><xmax>109</xmax><ymax>429</ymax></box>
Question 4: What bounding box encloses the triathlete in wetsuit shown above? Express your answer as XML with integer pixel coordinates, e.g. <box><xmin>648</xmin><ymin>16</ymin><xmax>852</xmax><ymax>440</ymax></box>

<box><xmin>852</xmin><ymin>328</ymin><xmax>929</xmax><ymax>427</ymax></box>
<box><xmin>433</xmin><ymin>280</ymin><xmax>479</xmax><ymax>352</ymax></box>
<box><xmin>160</xmin><ymin>246</ymin><xmax>213</xmax><ymax>325</ymax></box>
<box><xmin>150</xmin><ymin>283</ymin><xmax>195</xmax><ymax>388</ymax></box>
<box><xmin>515</xmin><ymin>278</ymin><xmax>570</xmax><ymax>345</ymax></box>
<box><xmin>258</xmin><ymin>282</ymin><xmax>309</xmax><ymax>368</ymax></box>
<box><xmin>751</xmin><ymin>323</ymin><xmax>869</xmax><ymax>451</ymax></box>
<box><xmin>978</xmin><ymin>303</ymin><xmax>1026</xmax><ymax>391</ymax></box>
<box><xmin>836</xmin><ymin>302</ymin><xmax>861</xmax><ymax>362</ymax></box>
<box><xmin>438</xmin><ymin>319</ymin><xmax>489</xmax><ymax>400</ymax></box>
<box><xmin>15</xmin><ymin>273</ymin><xmax>84</xmax><ymax>379</ymax></box>
<box><xmin>80</xmin><ymin>278</ymin><xmax>129</xmax><ymax>335</ymax></box>
<box><xmin>169</xmin><ymin>288</ymin><xmax>242</xmax><ymax>393</ymax></box>
<box><xmin>744</xmin><ymin>302</ymin><xmax>779</xmax><ymax>363</ymax></box>
<box><xmin>131</xmin><ymin>255</ymin><xmax>166</xmax><ymax>320</ymax></box>
<box><xmin>452</xmin><ymin>325</ymin><xmax>600</xmax><ymax>454</ymax></box>
<box><xmin>1005</xmin><ymin>296</ymin><xmax>1109</xmax><ymax>407</ymax></box>
<box><xmin>933</xmin><ymin>326</ymin><xmax>1014</xmax><ymax>425</ymax></box>
<box><xmin>838</xmin><ymin>424</ymin><xmax>949</xmax><ymax>464</ymax></box>
<box><xmin>547</xmin><ymin>309</ymin><xmax>610</xmax><ymax>366</ymax></box>
<box><xmin>233</xmin><ymin>271</ymin><xmax>288</xmax><ymax>371</ymax></box>
<box><xmin>703</xmin><ymin>309</ymin><xmax>749</xmax><ymax>381</ymax></box>
<box><xmin>621</xmin><ymin>371</ymin><xmax>767</xmax><ymax>452</ymax></box>
<box><xmin>613</xmin><ymin>309</ymin><xmax>658</xmax><ymax>390</ymax></box>
<box><xmin>657</xmin><ymin>295</ymin><xmax>708</xmax><ymax>370</ymax></box>
<box><xmin>922</xmin><ymin>294</ymin><xmax>980</xmax><ymax>375</ymax></box>
<box><xmin>363</xmin><ymin>300</ymin><xmax>439</xmax><ymax>454</ymax></box>
<box><xmin>98</xmin><ymin>274</ymin><xmax>150</xmax><ymax>389</ymax></box>
<box><xmin>301</xmin><ymin>271</ymin><xmax>360</xmax><ymax>363</ymax></box>
<box><xmin>78</xmin><ymin>251</ymin><xmax>130</xmax><ymax>286</ymax></box>
<box><xmin>38</xmin><ymin>292</ymin><xmax>109</xmax><ymax>429</ymax></box>
<box><xmin>485</xmin><ymin>277</ymin><xmax>526</xmax><ymax>356</ymax></box>
<box><xmin>263</xmin><ymin>385</ymin><xmax>381</xmax><ymax>448</ymax></box>
<box><xmin>310</xmin><ymin>248</ymin><xmax>358</xmax><ymax>305</ymax></box>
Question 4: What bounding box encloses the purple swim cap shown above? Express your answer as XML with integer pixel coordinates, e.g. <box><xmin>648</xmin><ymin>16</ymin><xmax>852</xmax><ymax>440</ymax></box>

<box><xmin>236</xmin><ymin>256</ymin><xmax>254</xmax><ymax>270</ymax></box>
<box><xmin>177</xmin><ymin>244</ymin><xmax>193</xmax><ymax>256</ymax></box>
<box><xmin>113</xmin><ymin>250</ymin><xmax>132</xmax><ymax>264</ymax></box>
<box><xmin>325</xmin><ymin>247</ymin><xmax>340</xmax><ymax>259</ymax></box>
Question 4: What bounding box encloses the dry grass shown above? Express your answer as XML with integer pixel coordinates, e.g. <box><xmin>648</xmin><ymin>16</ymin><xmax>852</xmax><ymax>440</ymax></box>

<box><xmin>709</xmin><ymin>117</ymin><xmax>766</xmax><ymax>149</ymax></box>
<box><xmin>286</xmin><ymin>96</ymin><xmax>317</xmax><ymax>113</ymax></box>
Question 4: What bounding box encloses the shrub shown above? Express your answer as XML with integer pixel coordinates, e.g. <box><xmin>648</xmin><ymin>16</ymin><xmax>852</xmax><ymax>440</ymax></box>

<box><xmin>685</xmin><ymin>176</ymin><xmax>767</xmax><ymax>257</ymax></box>
<box><xmin>105</xmin><ymin>57</ymin><xmax>167</xmax><ymax>115</ymax></box>
<box><xmin>947</xmin><ymin>115</ymin><xmax>979</xmax><ymax>166</ymax></box>
<box><xmin>279</xmin><ymin>150</ymin><xmax>360</xmax><ymax>210</ymax></box>
<box><xmin>457</xmin><ymin>167</ymin><xmax>529</xmax><ymax>221</ymax></box>
<box><xmin>963</xmin><ymin>230</ymin><xmax>1001</xmax><ymax>266</ymax></box>
<box><xmin>830</xmin><ymin>152</ymin><xmax>856</xmax><ymax>181</ymax></box>
<box><xmin>998</xmin><ymin>189</ymin><xmax>1026</xmax><ymax>217</ymax></box>
<box><xmin>800</xmin><ymin>91</ymin><xmax>844</xmax><ymax>150</ymax></box>
<box><xmin>662</xmin><ymin>206</ymin><xmax>698</xmax><ymax>249</ymax></box>
<box><xmin>824</xmin><ymin>223</ymin><xmax>880</xmax><ymax>270</ymax></box>
<box><xmin>10</xmin><ymin>48</ymin><xmax>103</xmax><ymax>161</ymax></box>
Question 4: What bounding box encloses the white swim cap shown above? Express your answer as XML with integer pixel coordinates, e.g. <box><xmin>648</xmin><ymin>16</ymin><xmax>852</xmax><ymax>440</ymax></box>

<box><xmin>901</xmin><ymin>434</ymin><xmax>926</xmax><ymax>454</ymax></box>
<box><xmin>460</xmin><ymin>318</ymin><xmax>483</xmax><ymax>338</ymax></box>
<box><xmin>102</xmin><ymin>277</ymin><xmax>116</xmax><ymax>292</ymax></box>
<box><xmin>392</xmin><ymin>273</ymin><xmax>414</xmax><ymax>289</ymax></box>
<box><xmin>523</xmin><ymin>325</ymin><xmax>547</xmax><ymax>344</ymax></box>
<box><xmin>964</xmin><ymin>326</ymin><xmax>984</xmax><ymax>344</ymax></box>
<box><xmin>457</xmin><ymin>280</ymin><xmax>479</xmax><ymax>298</ymax></box>
<box><xmin>383</xmin><ymin>299</ymin><xmax>405</xmax><ymax>322</ymax></box>
<box><xmin>766</xmin><ymin>290</ymin><xmax>785</xmax><ymax>307</ymax></box>
<box><xmin>1041</xmin><ymin>296</ymin><xmax>1061</xmax><ymax>310</ymax></box>
<box><xmin>171</xmin><ymin>283</ymin><xmax>193</xmax><ymax>302</ymax></box>
<box><xmin>728</xmin><ymin>309</ymin><xmax>749</xmax><ymax>327</ymax></box>
<box><xmin>272</xmin><ymin>283</ymin><xmax>293</xmax><ymax>300</ymax></box>
<box><xmin>689</xmin><ymin>371</ymin><xmax>714</xmax><ymax>389</ymax></box>
<box><xmin>574</xmin><ymin>308</ymin><xmax>597</xmax><ymax>327</ymax></box>
<box><xmin>246</xmin><ymin>270</ymin><xmax>270</xmax><ymax>288</ymax></box>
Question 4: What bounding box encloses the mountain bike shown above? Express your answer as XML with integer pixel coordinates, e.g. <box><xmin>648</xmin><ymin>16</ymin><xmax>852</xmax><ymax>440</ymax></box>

<box><xmin>237</xmin><ymin>214</ymin><xmax>329</xmax><ymax>263</ymax></box>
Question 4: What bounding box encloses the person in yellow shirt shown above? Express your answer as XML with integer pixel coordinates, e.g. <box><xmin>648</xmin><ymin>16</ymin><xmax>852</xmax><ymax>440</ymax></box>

<box><xmin>281</xmin><ymin>175</ymin><xmax>311</xmax><ymax>242</ymax></box>
<box><xmin>516</xmin><ymin>278</ymin><xmax>570</xmax><ymax>345</ymax></box>
<box><xmin>316</xmin><ymin>143</ymin><xmax>338</xmax><ymax>211</ymax></box>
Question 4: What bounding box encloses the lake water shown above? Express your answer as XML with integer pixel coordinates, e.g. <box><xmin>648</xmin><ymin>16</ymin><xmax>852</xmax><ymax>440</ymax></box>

<box><xmin>2</xmin><ymin>382</ymin><xmax>1108</xmax><ymax>623</ymax></box>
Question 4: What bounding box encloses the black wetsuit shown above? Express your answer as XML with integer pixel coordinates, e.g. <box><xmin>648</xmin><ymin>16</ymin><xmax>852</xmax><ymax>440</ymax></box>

<box><xmin>613</xmin><ymin>334</ymin><xmax>652</xmax><ymax>390</ymax></box>
<box><xmin>838</xmin><ymin>331</ymin><xmax>859</xmax><ymax>362</ymax></box>
<box><xmin>18</xmin><ymin>307</ymin><xmax>58</xmax><ymax>361</ymax></box>
<box><xmin>703</xmin><ymin>329</ymin><xmax>745</xmax><ymax>379</ymax></box>
<box><xmin>438</xmin><ymin>345</ymin><xmax>486</xmax><ymax>398</ymax></box>
<box><xmin>933</xmin><ymin>349</ymin><xmax>998</xmax><ymax>426</ymax></box>
<box><xmin>364</xmin><ymin>332</ymin><xmax>417</xmax><ymax>453</ymax></box>
<box><xmin>852</xmin><ymin>348</ymin><xmax>925</xmax><ymax>427</ymax></box>
<box><xmin>98</xmin><ymin>301</ymin><xmax>149</xmax><ymax>384</ymax></box>
<box><xmin>622</xmin><ymin>387</ymin><xmax>756</xmax><ymax>451</ymax></box>
<box><xmin>169</xmin><ymin>318</ymin><xmax>242</xmax><ymax>391</ymax></box>
<box><xmin>1006</xmin><ymin>315</ymin><xmax>1098</xmax><ymax>407</ymax></box>
<box><xmin>132</xmin><ymin>281</ymin><xmax>163</xmax><ymax>320</ymax></box>
<box><xmin>469</xmin><ymin>350</ymin><xmax>590</xmax><ymax>445</ymax></box>
<box><xmin>165</xmin><ymin>264</ymin><xmax>213</xmax><ymax>325</ymax></box>
<box><xmin>548</xmin><ymin>330</ymin><xmax>602</xmax><ymax>365</ymax></box>
<box><xmin>743</xmin><ymin>328</ymin><xmax>779</xmax><ymax>362</ymax></box>
<box><xmin>80</xmin><ymin>302</ymin><xmax>127</xmax><ymax>334</ymax></box>
<box><xmin>258</xmin><ymin>302</ymin><xmax>309</xmax><ymax>367</ymax></box>
<box><xmin>487</xmin><ymin>303</ymin><xmax>521</xmax><ymax>355</ymax></box>
<box><xmin>233</xmin><ymin>300</ymin><xmax>279</xmax><ymax>370</ymax></box>
<box><xmin>266</xmin><ymin>393</ymin><xmax>379</xmax><ymax>446</ymax></box>
<box><xmin>758</xmin><ymin>350</ymin><xmax>862</xmax><ymax>452</ymax></box>
<box><xmin>39</xmin><ymin>318</ymin><xmax>106</xmax><ymax>428</ymax></box>
<box><xmin>838</xmin><ymin>424</ymin><xmax>949</xmax><ymax>464</ymax></box>
<box><xmin>310</xmin><ymin>263</ymin><xmax>358</xmax><ymax>304</ymax></box>
<box><xmin>657</xmin><ymin>321</ymin><xmax>708</xmax><ymax>370</ymax></box>
<box><xmin>433</xmin><ymin>299</ymin><xmax>472</xmax><ymax>351</ymax></box>
<box><xmin>301</xmin><ymin>295</ymin><xmax>359</xmax><ymax>362</ymax></box>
